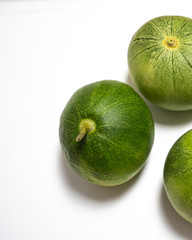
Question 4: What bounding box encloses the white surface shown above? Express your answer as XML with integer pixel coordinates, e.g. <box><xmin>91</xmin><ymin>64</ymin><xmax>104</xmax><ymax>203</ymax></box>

<box><xmin>0</xmin><ymin>1</ymin><xmax>192</xmax><ymax>239</ymax></box>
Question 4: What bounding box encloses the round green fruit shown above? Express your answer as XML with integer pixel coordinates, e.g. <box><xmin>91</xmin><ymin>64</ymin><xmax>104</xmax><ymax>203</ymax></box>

<box><xmin>128</xmin><ymin>15</ymin><xmax>192</xmax><ymax>111</ymax></box>
<box><xmin>59</xmin><ymin>80</ymin><xmax>154</xmax><ymax>186</ymax></box>
<box><xmin>164</xmin><ymin>129</ymin><xmax>192</xmax><ymax>223</ymax></box>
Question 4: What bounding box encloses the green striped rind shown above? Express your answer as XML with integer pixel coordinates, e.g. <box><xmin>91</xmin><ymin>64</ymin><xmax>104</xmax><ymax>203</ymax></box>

<box><xmin>59</xmin><ymin>80</ymin><xmax>154</xmax><ymax>186</ymax></box>
<box><xmin>128</xmin><ymin>16</ymin><xmax>192</xmax><ymax>111</ymax></box>
<box><xmin>164</xmin><ymin>129</ymin><xmax>192</xmax><ymax>223</ymax></box>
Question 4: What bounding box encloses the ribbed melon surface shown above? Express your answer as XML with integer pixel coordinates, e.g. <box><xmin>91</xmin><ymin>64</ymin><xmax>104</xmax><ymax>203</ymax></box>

<box><xmin>164</xmin><ymin>129</ymin><xmax>192</xmax><ymax>223</ymax></box>
<box><xmin>128</xmin><ymin>16</ymin><xmax>192</xmax><ymax>111</ymax></box>
<box><xmin>59</xmin><ymin>80</ymin><xmax>154</xmax><ymax>186</ymax></box>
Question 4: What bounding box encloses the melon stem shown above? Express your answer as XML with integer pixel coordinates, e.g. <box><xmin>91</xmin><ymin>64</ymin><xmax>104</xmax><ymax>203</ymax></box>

<box><xmin>163</xmin><ymin>36</ymin><xmax>179</xmax><ymax>49</ymax></box>
<box><xmin>76</xmin><ymin>119</ymin><xmax>96</xmax><ymax>142</ymax></box>
<box><xmin>76</xmin><ymin>128</ymin><xmax>87</xmax><ymax>142</ymax></box>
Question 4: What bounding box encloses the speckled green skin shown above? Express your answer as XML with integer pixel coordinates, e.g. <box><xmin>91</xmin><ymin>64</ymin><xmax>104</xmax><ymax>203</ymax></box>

<box><xmin>59</xmin><ymin>80</ymin><xmax>154</xmax><ymax>186</ymax></box>
<box><xmin>128</xmin><ymin>16</ymin><xmax>192</xmax><ymax>111</ymax></box>
<box><xmin>164</xmin><ymin>129</ymin><xmax>192</xmax><ymax>223</ymax></box>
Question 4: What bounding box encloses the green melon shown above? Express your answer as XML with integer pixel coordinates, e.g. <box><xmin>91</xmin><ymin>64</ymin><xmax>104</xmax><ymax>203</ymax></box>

<box><xmin>59</xmin><ymin>80</ymin><xmax>154</xmax><ymax>186</ymax></box>
<box><xmin>164</xmin><ymin>129</ymin><xmax>192</xmax><ymax>223</ymax></box>
<box><xmin>128</xmin><ymin>15</ymin><xmax>192</xmax><ymax>111</ymax></box>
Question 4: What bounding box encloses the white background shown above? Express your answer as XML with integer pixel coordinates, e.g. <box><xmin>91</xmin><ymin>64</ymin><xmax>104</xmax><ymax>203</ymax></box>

<box><xmin>0</xmin><ymin>1</ymin><xmax>192</xmax><ymax>239</ymax></box>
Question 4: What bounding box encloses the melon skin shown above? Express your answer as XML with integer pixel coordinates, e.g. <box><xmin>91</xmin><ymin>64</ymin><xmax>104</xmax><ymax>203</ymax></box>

<box><xmin>59</xmin><ymin>80</ymin><xmax>154</xmax><ymax>186</ymax></box>
<box><xmin>164</xmin><ymin>129</ymin><xmax>192</xmax><ymax>223</ymax></box>
<box><xmin>128</xmin><ymin>15</ymin><xmax>192</xmax><ymax>111</ymax></box>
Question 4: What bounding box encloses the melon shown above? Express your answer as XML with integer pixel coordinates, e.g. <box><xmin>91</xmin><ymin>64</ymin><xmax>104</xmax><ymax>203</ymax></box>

<box><xmin>128</xmin><ymin>15</ymin><xmax>192</xmax><ymax>111</ymax></box>
<box><xmin>59</xmin><ymin>80</ymin><xmax>154</xmax><ymax>186</ymax></box>
<box><xmin>164</xmin><ymin>129</ymin><xmax>192</xmax><ymax>223</ymax></box>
